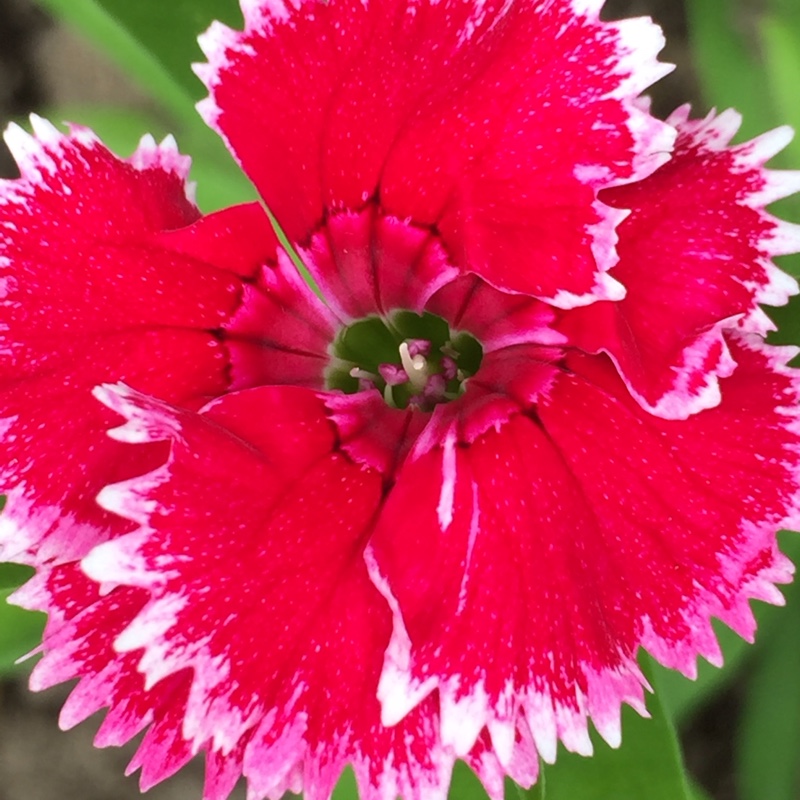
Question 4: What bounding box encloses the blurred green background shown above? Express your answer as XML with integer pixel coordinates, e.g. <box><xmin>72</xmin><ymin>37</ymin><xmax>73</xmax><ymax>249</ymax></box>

<box><xmin>0</xmin><ymin>0</ymin><xmax>799</xmax><ymax>799</ymax></box>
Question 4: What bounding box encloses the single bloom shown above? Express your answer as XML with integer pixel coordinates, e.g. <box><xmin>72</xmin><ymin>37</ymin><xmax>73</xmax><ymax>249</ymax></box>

<box><xmin>1</xmin><ymin>1</ymin><xmax>800</xmax><ymax>799</ymax></box>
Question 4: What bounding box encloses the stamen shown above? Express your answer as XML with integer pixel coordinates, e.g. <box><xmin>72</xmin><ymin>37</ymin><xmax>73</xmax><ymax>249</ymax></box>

<box><xmin>350</xmin><ymin>366</ymin><xmax>378</xmax><ymax>382</ymax></box>
<box><xmin>399</xmin><ymin>342</ymin><xmax>429</xmax><ymax>391</ymax></box>
<box><xmin>441</xmin><ymin>356</ymin><xmax>458</xmax><ymax>381</ymax></box>
<box><xmin>423</xmin><ymin>373</ymin><xmax>447</xmax><ymax>400</ymax></box>
<box><xmin>406</xmin><ymin>339</ymin><xmax>431</xmax><ymax>358</ymax></box>
<box><xmin>383</xmin><ymin>383</ymin><xmax>398</xmax><ymax>408</ymax></box>
<box><xmin>327</xmin><ymin>310</ymin><xmax>483</xmax><ymax>410</ymax></box>
<box><xmin>379</xmin><ymin>363</ymin><xmax>409</xmax><ymax>386</ymax></box>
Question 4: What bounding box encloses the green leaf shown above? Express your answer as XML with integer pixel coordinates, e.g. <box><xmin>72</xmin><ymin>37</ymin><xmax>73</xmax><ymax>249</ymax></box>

<box><xmin>0</xmin><ymin>588</ymin><xmax>45</xmax><ymax>675</ymax></box>
<box><xmin>0</xmin><ymin>563</ymin><xmax>34</xmax><ymax>590</ymax></box>
<box><xmin>541</xmin><ymin>659</ymin><xmax>690</xmax><ymax>800</ymax></box>
<box><xmin>685</xmin><ymin>0</ymin><xmax>800</xmax><ymax>270</ymax></box>
<box><xmin>760</xmin><ymin>12</ymin><xmax>800</xmax><ymax>166</ymax></box>
<box><xmin>332</xmin><ymin>767</ymin><xmax>358</xmax><ymax>800</ymax></box>
<box><xmin>757</xmin><ymin>9</ymin><xmax>800</xmax><ymax>251</ymax></box>
<box><xmin>38</xmin><ymin>0</ymin><xmax>255</xmax><ymax>211</ymax></box>
<box><xmin>35</xmin><ymin>0</ymin><xmax>193</xmax><ymax>122</ymax></box>
<box><xmin>651</xmin><ymin>619</ymin><xmax>752</xmax><ymax>723</ymax></box>
<box><xmin>0</xmin><ymin>552</ymin><xmax>41</xmax><ymax>675</ymax></box>
<box><xmin>767</xmin><ymin>0</ymin><xmax>800</xmax><ymax>33</ymax></box>
<box><xmin>737</xmin><ymin>575</ymin><xmax>800</xmax><ymax>800</ymax></box>
<box><xmin>94</xmin><ymin>0</ymin><xmax>243</xmax><ymax>102</ymax></box>
<box><xmin>685</xmin><ymin>0</ymin><xmax>776</xmax><ymax>144</ymax></box>
<box><xmin>768</xmin><ymin>296</ymin><xmax>800</xmax><ymax>362</ymax></box>
<box><xmin>448</xmin><ymin>761</ymin><xmax>493</xmax><ymax>800</ymax></box>
<box><xmin>512</xmin><ymin>773</ymin><xmax>545</xmax><ymax>800</ymax></box>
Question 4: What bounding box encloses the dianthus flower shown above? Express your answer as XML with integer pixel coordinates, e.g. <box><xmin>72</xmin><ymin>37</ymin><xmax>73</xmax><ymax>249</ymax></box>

<box><xmin>2</xmin><ymin>0</ymin><xmax>800</xmax><ymax>798</ymax></box>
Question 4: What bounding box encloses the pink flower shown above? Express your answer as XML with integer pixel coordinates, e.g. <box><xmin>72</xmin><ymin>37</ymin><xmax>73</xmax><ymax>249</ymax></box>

<box><xmin>1</xmin><ymin>1</ymin><xmax>800</xmax><ymax>799</ymax></box>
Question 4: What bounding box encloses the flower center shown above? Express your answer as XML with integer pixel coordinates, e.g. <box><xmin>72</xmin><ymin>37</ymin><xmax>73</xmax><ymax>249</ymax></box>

<box><xmin>326</xmin><ymin>311</ymin><xmax>483</xmax><ymax>410</ymax></box>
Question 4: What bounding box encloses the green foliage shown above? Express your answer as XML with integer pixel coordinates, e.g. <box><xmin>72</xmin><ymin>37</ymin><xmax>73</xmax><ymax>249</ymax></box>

<box><xmin>685</xmin><ymin>0</ymin><xmax>800</xmax><ymax>160</ymax></box>
<box><xmin>0</xmin><ymin>561</ymin><xmax>40</xmax><ymax>674</ymax></box>
<box><xmin>541</xmin><ymin>660</ymin><xmax>691</xmax><ymax>800</ymax></box>
<box><xmin>760</xmin><ymin>14</ymin><xmax>800</xmax><ymax>144</ymax></box>
<box><xmin>685</xmin><ymin>2</ymin><xmax>775</xmax><ymax>143</ymax></box>
<box><xmin>685</xmin><ymin>0</ymin><xmax>800</xmax><ymax>274</ymax></box>
<box><xmin>331</xmin><ymin>768</ymin><xmax>358</xmax><ymax>800</ymax></box>
<box><xmin>0</xmin><ymin>500</ymin><xmax>41</xmax><ymax>671</ymax></box>
<box><xmin>0</xmin><ymin>562</ymin><xmax>33</xmax><ymax>590</ymax></box>
<box><xmin>737</xmin><ymin>579</ymin><xmax>800</xmax><ymax>800</ymax></box>
<box><xmin>0</xmin><ymin>591</ymin><xmax>43</xmax><ymax>675</ymax></box>
<box><xmin>36</xmin><ymin>0</ymin><xmax>254</xmax><ymax>212</ymax></box>
<box><xmin>94</xmin><ymin>0</ymin><xmax>243</xmax><ymax>101</ymax></box>
<box><xmin>37</xmin><ymin>0</ymin><xmax>243</xmax><ymax>116</ymax></box>
<box><xmin>34</xmin><ymin>0</ymin><xmax>191</xmax><ymax>121</ymax></box>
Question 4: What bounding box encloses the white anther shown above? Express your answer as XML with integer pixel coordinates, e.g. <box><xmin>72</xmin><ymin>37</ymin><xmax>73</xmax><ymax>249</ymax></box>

<box><xmin>383</xmin><ymin>383</ymin><xmax>398</xmax><ymax>409</ymax></box>
<box><xmin>399</xmin><ymin>342</ymin><xmax>429</xmax><ymax>391</ymax></box>
<box><xmin>350</xmin><ymin>367</ymin><xmax>376</xmax><ymax>382</ymax></box>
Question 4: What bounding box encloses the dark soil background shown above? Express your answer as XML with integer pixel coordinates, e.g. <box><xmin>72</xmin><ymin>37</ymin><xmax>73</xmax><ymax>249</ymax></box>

<box><xmin>0</xmin><ymin>0</ymin><xmax>734</xmax><ymax>798</ymax></box>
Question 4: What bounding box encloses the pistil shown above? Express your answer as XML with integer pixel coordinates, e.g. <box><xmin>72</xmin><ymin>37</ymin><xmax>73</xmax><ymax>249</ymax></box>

<box><xmin>398</xmin><ymin>341</ymin><xmax>430</xmax><ymax>392</ymax></box>
<box><xmin>326</xmin><ymin>310</ymin><xmax>483</xmax><ymax>410</ymax></box>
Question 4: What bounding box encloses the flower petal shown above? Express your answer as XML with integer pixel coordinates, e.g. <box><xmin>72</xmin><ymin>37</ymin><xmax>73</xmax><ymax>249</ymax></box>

<box><xmin>77</xmin><ymin>384</ymin><xmax>456</xmax><ymax>800</ymax></box>
<box><xmin>324</xmin><ymin>390</ymin><xmax>429</xmax><ymax>476</ymax></box>
<box><xmin>224</xmin><ymin>248</ymin><xmax>337</xmax><ymax>390</ymax></box>
<box><xmin>13</xmin><ymin>565</ymin><xmax>198</xmax><ymax>789</ymax></box>
<box><xmin>0</xmin><ymin>122</ymin><xmax>299</xmax><ymax>567</ymax></box>
<box><xmin>410</xmin><ymin>343</ymin><xmax>564</xmax><ymax>458</ymax></box>
<box><xmin>369</xmin><ymin>333</ymin><xmax>799</xmax><ymax>764</ymax></box>
<box><xmin>464</xmin><ymin>726</ymin><xmax>539</xmax><ymax>799</ymax></box>
<box><xmin>426</xmin><ymin>274</ymin><xmax>565</xmax><ymax>353</ymax></box>
<box><xmin>561</xmin><ymin>108</ymin><xmax>800</xmax><ymax>418</ymax></box>
<box><xmin>299</xmin><ymin>209</ymin><xmax>458</xmax><ymax>321</ymax></box>
<box><xmin>197</xmin><ymin>0</ymin><xmax>674</xmax><ymax>305</ymax></box>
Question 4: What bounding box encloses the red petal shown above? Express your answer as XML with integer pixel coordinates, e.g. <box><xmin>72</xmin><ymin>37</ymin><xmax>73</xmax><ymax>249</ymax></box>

<box><xmin>13</xmin><ymin>564</ymin><xmax>197</xmax><ymax>789</ymax></box>
<box><xmin>299</xmin><ymin>209</ymin><xmax>458</xmax><ymax>321</ymax></box>
<box><xmin>224</xmin><ymin>248</ymin><xmax>337</xmax><ymax>390</ymax></box>
<box><xmin>369</xmin><ymin>333</ymin><xmax>799</xmax><ymax>764</ymax></box>
<box><xmin>561</xmin><ymin>108</ymin><xmax>800</xmax><ymax>418</ymax></box>
<box><xmin>324</xmin><ymin>390</ymin><xmax>428</xmax><ymax>475</ymax></box>
<box><xmin>426</xmin><ymin>274</ymin><xmax>564</xmax><ymax>352</ymax></box>
<box><xmin>198</xmin><ymin>0</ymin><xmax>673</xmax><ymax>304</ymax></box>
<box><xmin>80</xmin><ymin>385</ymin><xmax>456</xmax><ymax>800</ymax></box>
<box><xmin>0</xmin><ymin>331</ymin><xmax>223</xmax><ymax>565</ymax></box>
<box><xmin>152</xmin><ymin>199</ymin><xmax>278</xmax><ymax>279</ymax></box>
<box><xmin>465</xmin><ymin>727</ymin><xmax>539</xmax><ymax>799</ymax></box>
<box><xmin>411</xmin><ymin>344</ymin><xmax>564</xmax><ymax>458</ymax></box>
<box><xmin>0</xmin><ymin>123</ymin><xmax>293</xmax><ymax>567</ymax></box>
